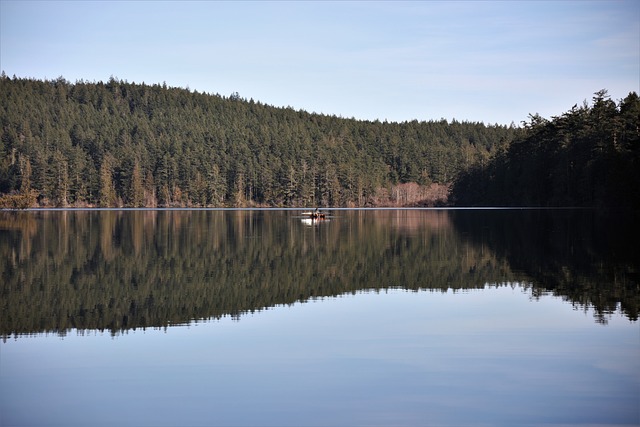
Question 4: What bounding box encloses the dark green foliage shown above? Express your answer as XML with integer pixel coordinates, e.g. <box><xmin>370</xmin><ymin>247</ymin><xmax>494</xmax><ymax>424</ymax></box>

<box><xmin>0</xmin><ymin>74</ymin><xmax>515</xmax><ymax>207</ymax></box>
<box><xmin>452</xmin><ymin>90</ymin><xmax>640</xmax><ymax>208</ymax></box>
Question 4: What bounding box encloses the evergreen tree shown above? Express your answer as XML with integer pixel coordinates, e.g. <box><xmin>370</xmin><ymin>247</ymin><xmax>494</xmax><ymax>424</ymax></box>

<box><xmin>0</xmin><ymin>74</ymin><xmax>550</xmax><ymax>208</ymax></box>
<box><xmin>451</xmin><ymin>90</ymin><xmax>640</xmax><ymax>209</ymax></box>
<box><xmin>99</xmin><ymin>156</ymin><xmax>117</xmax><ymax>207</ymax></box>
<box><xmin>128</xmin><ymin>161</ymin><xmax>145</xmax><ymax>207</ymax></box>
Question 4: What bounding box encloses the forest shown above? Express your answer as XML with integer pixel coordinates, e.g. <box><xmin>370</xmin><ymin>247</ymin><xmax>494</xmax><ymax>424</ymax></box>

<box><xmin>452</xmin><ymin>90</ymin><xmax>640</xmax><ymax>208</ymax></box>
<box><xmin>0</xmin><ymin>74</ymin><xmax>516</xmax><ymax>208</ymax></box>
<box><xmin>1</xmin><ymin>75</ymin><xmax>637</xmax><ymax>209</ymax></box>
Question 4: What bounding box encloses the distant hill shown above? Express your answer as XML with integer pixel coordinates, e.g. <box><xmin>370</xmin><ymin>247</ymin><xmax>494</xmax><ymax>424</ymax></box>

<box><xmin>0</xmin><ymin>74</ymin><xmax>516</xmax><ymax>207</ymax></box>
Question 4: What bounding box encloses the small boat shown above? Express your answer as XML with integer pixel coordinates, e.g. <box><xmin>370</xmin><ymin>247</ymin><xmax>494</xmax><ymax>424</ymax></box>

<box><xmin>301</xmin><ymin>210</ymin><xmax>326</xmax><ymax>219</ymax></box>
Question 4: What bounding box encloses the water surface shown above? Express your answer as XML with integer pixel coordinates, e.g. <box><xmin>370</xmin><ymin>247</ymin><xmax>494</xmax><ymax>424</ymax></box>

<box><xmin>1</xmin><ymin>209</ymin><xmax>638</xmax><ymax>427</ymax></box>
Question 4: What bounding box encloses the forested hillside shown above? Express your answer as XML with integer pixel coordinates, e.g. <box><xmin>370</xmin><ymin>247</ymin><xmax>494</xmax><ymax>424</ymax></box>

<box><xmin>0</xmin><ymin>74</ymin><xmax>516</xmax><ymax>207</ymax></box>
<box><xmin>452</xmin><ymin>90</ymin><xmax>640</xmax><ymax>209</ymax></box>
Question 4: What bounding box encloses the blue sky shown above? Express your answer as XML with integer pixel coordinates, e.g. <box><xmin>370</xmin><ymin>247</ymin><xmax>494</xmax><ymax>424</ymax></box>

<box><xmin>1</xmin><ymin>1</ymin><xmax>638</xmax><ymax>125</ymax></box>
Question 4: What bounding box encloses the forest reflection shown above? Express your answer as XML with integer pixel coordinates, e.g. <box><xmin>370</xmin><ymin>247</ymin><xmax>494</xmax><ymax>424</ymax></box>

<box><xmin>1</xmin><ymin>209</ymin><xmax>637</xmax><ymax>339</ymax></box>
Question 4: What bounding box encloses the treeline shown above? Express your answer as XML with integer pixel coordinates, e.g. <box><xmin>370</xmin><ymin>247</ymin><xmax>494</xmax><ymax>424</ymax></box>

<box><xmin>452</xmin><ymin>90</ymin><xmax>640</xmax><ymax>208</ymax></box>
<box><xmin>0</xmin><ymin>74</ymin><xmax>516</xmax><ymax>207</ymax></box>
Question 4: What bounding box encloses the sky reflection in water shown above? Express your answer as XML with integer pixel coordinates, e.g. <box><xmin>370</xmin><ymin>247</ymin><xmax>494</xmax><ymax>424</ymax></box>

<box><xmin>0</xmin><ymin>209</ymin><xmax>638</xmax><ymax>426</ymax></box>
<box><xmin>2</xmin><ymin>286</ymin><xmax>638</xmax><ymax>427</ymax></box>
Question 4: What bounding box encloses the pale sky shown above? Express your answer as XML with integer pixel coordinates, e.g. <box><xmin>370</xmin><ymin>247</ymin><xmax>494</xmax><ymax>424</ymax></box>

<box><xmin>1</xmin><ymin>1</ymin><xmax>638</xmax><ymax>125</ymax></box>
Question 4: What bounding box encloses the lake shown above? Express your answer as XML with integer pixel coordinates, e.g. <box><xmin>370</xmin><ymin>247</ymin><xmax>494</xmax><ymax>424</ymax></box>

<box><xmin>1</xmin><ymin>208</ymin><xmax>638</xmax><ymax>427</ymax></box>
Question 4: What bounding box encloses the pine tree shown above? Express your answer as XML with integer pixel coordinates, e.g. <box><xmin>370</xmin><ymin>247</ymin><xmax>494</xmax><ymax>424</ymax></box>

<box><xmin>18</xmin><ymin>154</ymin><xmax>32</xmax><ymax>194</ymax></box>
<box><xmin>99</xmin><ymin>157</ymin><xmax>117</xmax><ymax>207</ymax></box>
<box><xmin>129</xmin><ymin>161</ymin><xmax>145</xmax><ymax>207</ymax></box>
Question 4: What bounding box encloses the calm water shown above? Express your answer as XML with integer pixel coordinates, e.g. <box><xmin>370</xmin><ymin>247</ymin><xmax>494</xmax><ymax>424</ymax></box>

<box><xmin>0</xmin><ymin>209</ymin><xmax>638</xmax><ymax>427</ymax></box>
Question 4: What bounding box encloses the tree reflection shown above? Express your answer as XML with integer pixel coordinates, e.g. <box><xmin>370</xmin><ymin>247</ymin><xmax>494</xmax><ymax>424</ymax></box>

<box><xmin>450</xmin><ymin>209</ymin><xmax>639</xmax><ymax>323</ymax></box>
<box><xmin>0</xmin><ymin>209</ymin><xmax>636</xmax><ymax>339</ymax></box>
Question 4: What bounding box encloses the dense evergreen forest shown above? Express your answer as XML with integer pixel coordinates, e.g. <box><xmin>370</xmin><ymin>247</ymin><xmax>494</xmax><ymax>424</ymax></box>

<box><xmin>452</xmin><ymin>90</ymin><xmax>640</xmax><ymax>208</ymax></box>
<box><xmin>0</xmin><ymin>74</ymin><xmax>517</xmax><ymax>207</ymax></box>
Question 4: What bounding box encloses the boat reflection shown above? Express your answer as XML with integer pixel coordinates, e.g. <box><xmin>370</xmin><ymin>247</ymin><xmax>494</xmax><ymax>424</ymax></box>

<box><xmin>301</xmin><ymin>217</ymin><xmax>330</xmax><ymax>226</ymax></box>
<box><xmin>300</xmin><ymin>209</ymin><xmax>330</xmax><ymax>225</ymax></box>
